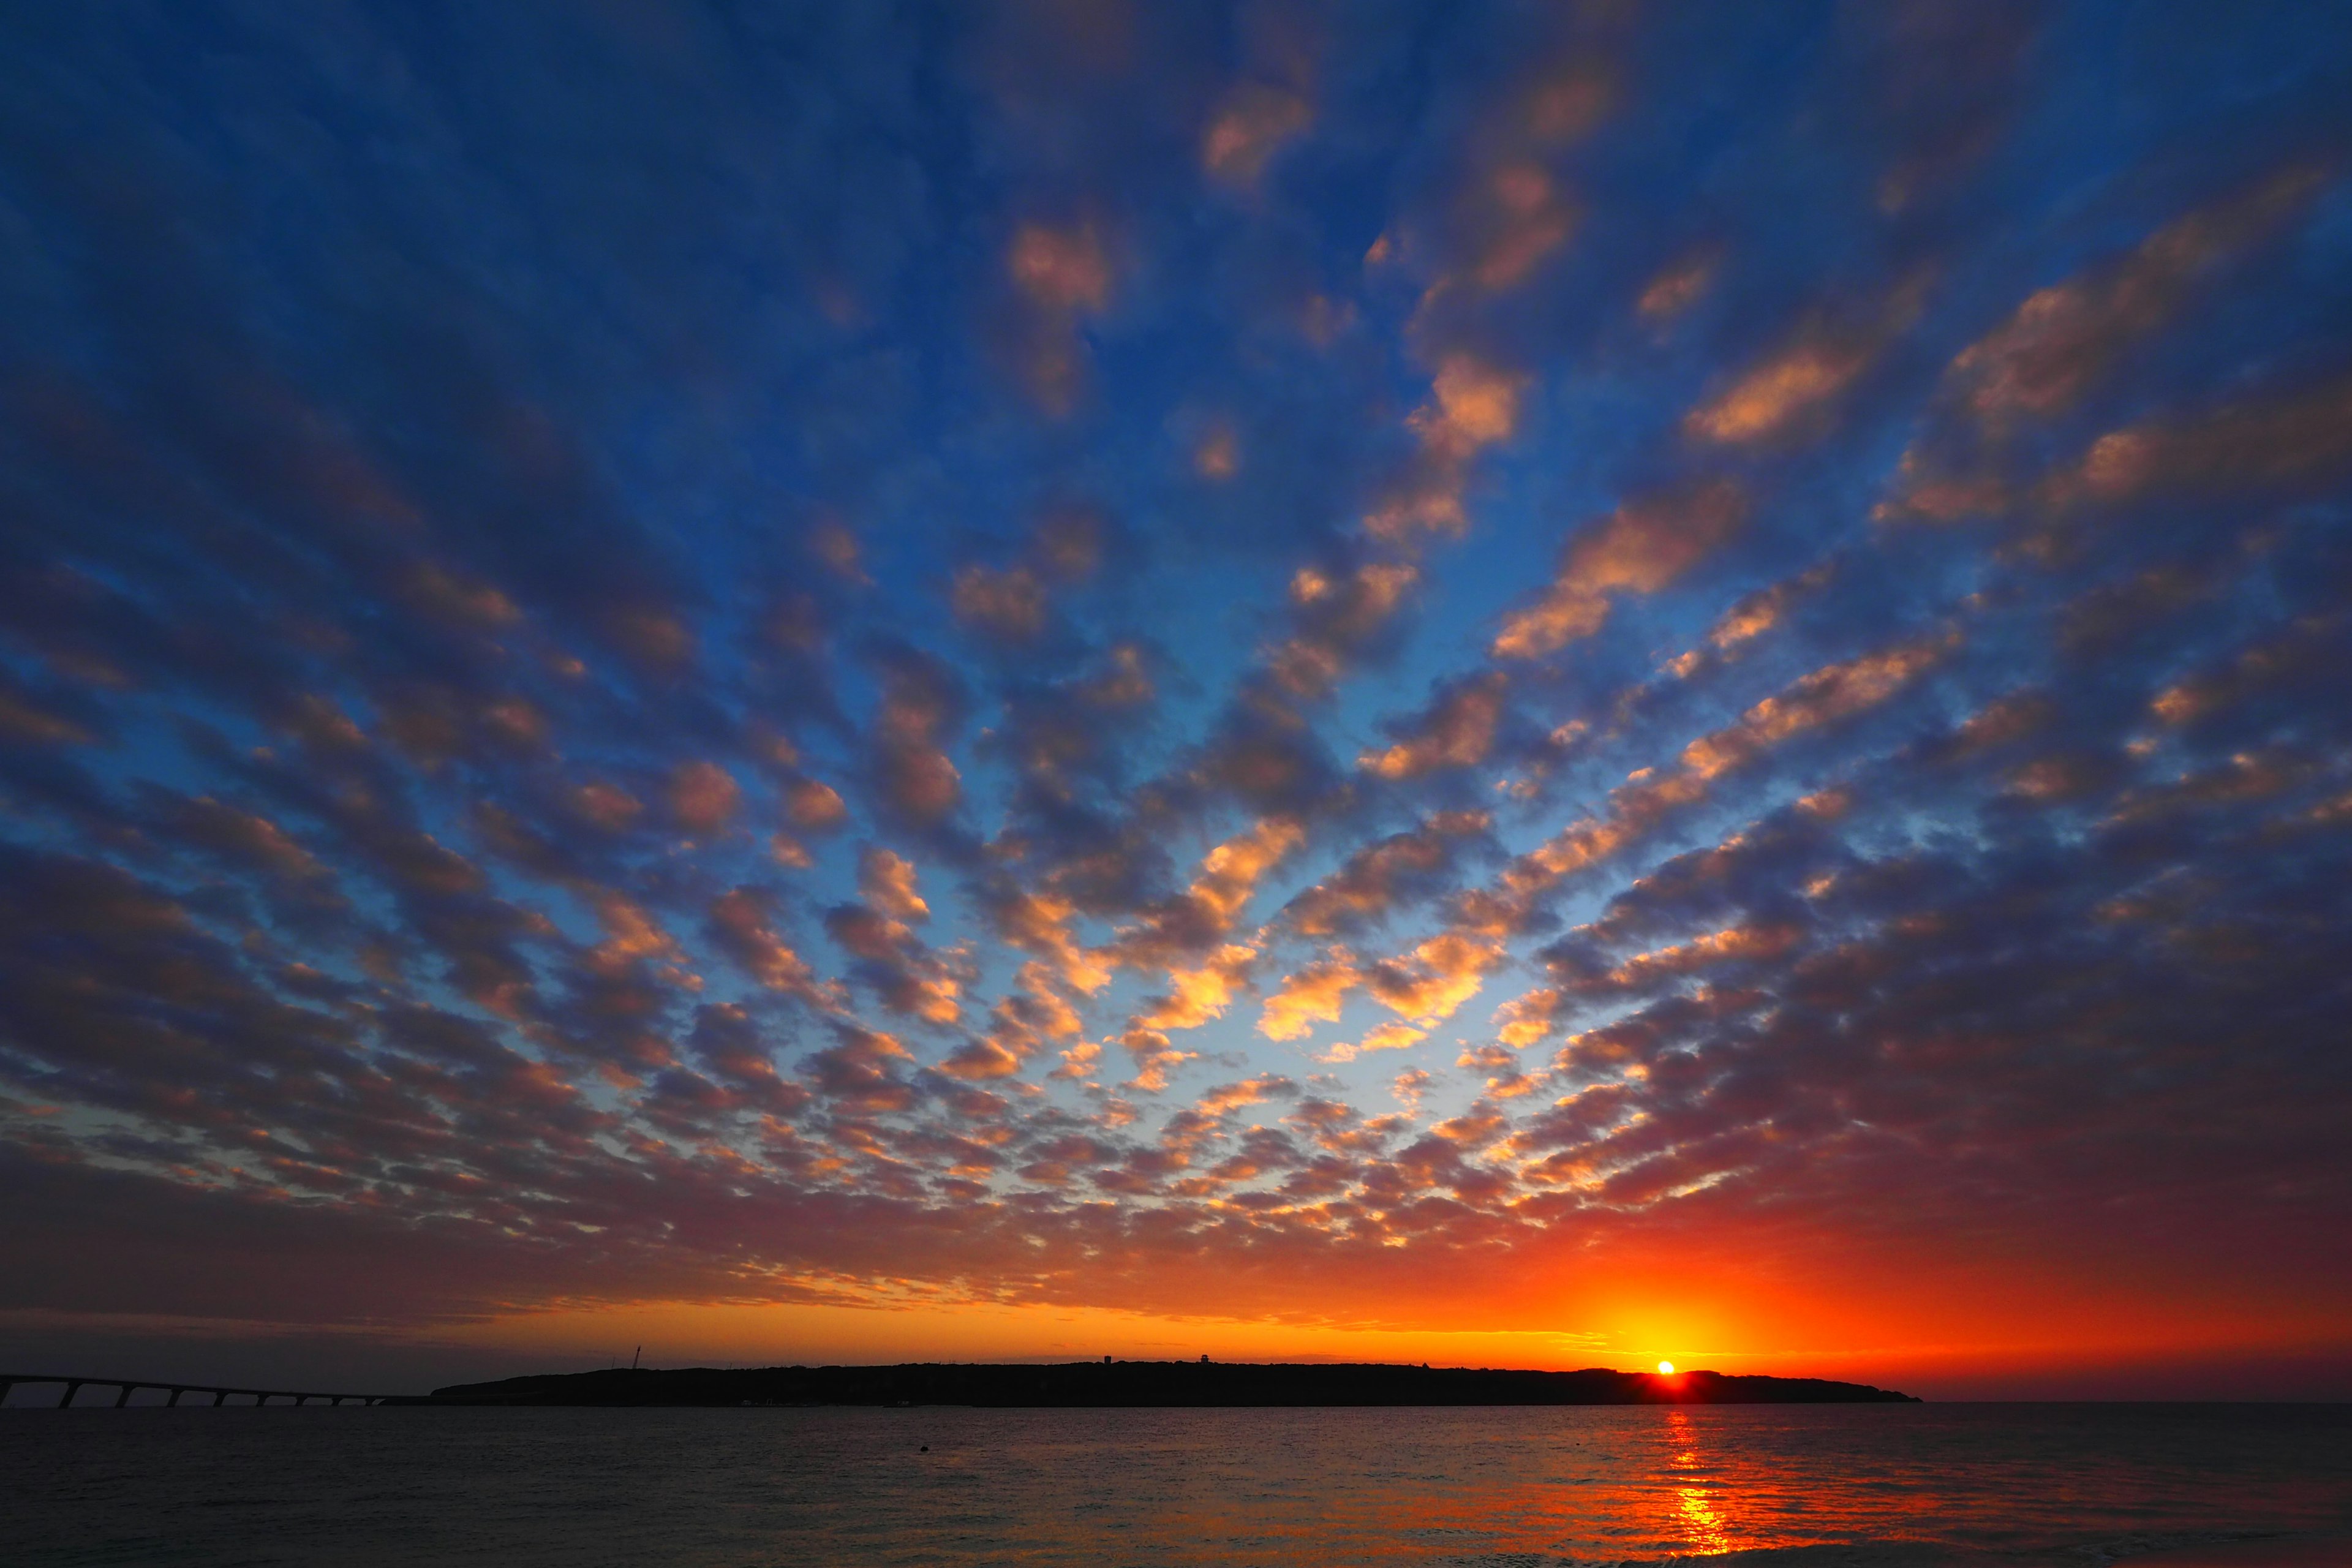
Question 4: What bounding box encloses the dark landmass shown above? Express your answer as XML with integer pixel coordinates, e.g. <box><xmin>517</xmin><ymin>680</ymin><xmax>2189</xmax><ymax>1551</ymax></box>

<box><xmin>406</xmin><ymin>1362</ymin><xmax>1920</xmax><ymax>1408</ymax></box>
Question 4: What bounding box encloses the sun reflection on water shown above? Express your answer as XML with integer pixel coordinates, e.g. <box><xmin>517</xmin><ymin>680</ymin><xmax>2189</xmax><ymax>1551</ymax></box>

<box><xmin>1664</xmin><ymin>1407</ymin><xmax>1739</xmax><ymax>1555</ymax></box>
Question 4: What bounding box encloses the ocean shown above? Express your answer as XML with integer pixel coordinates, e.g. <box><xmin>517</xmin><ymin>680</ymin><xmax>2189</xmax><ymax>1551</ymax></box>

<box><xmin>5</xmin><ymin>1401</ymin><xmax>2346</xmax><ymax>1566</ymax></box>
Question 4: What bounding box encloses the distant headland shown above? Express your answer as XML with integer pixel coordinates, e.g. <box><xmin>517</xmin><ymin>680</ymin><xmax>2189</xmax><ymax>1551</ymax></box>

<box><xmin>402</xmin><ymin>1362</ymin><xmax>1920</xmax><ymax>1408</ymax></box>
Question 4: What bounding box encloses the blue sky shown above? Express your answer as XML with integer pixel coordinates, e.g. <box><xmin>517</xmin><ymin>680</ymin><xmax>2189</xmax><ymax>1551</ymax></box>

<box><xmin>4</xmin><ymin>1</ymin><xmax>2351</xmax><ymax>1391</ymax></box>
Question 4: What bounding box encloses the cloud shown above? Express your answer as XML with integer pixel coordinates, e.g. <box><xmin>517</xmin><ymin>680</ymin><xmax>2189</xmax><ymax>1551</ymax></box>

<box><xmin>1009</xmin><ymin>221</ymin><xmax>1112</xmax><ymax>313</ymax></box>
<box><xmin>1283</xmin><ymin>811</ymin><xmax>1491</xmax><ymax>938</ymax></box>
<box><xmin>803</xmin><ymin>1023</ymin><xmax>917</xmax><ymax>1114</ymax></box>
<box><xmin>1637</xmin><ymin>250</ymin><xmax>1719</xmax><ymax>322</ymax></box>
<box><xmin>1109</xmin><ymin>816</ymin><xmax>1305</xmax><ymax>973</ymax></box>
<box><xmin>1364</xmin><ymin>931</ymin><xmax>1504</xmax><ymax>1026</ymax></box>
<box><xmin>7</xmin><ymin>1</ymin><xmax>2351</xmax><ymax>1379</ymax></box>
<box><xmin>1954</xmin><ymin>166</ymin><xmax>2332</xmax><ymax>430</ymax></box>
<box><xmin>859</xmin><ymin>847</ymin><xmax>930</xmax><ymax>921</ymax></box>
<box><xmin>784</xmin><ymin>777</ymin><xmax>850</xmax><ymax>832</ymax></box>
<box><xmin>1494</xmin><ymin>480</ymin><xmax>1747</xmax><ymax>659</ymax></box>
<box><xmin>1131</xmin><ymin>943</ymin><xmax>1256</xmax><ymax>1033</ymax></box>
<box><xmin>1679</xmin><ymin>629</ymin><xmax>1961</xmax><ymax>782</ymax></box>
<box><xmin>705</xmin><ymin>888</ymin><xmax>827</xmax><ymax>1005</ymax></box>
<box><xmin>867</xmin><ymin>646</ymin><xmax>968</xmax><ymax>829</ymax></box>
<box><xmin>1365</xmin><ymin>356</ymin><xmax>1528</xmax><ymax>546</ymax></box>
<box><xmin>1202</xmin><ymin>82</ymin><xmax>1313</xmax><ymax>187</ymax></box>
<box><xmin>2037</xmin><ymin>373</ymin><xmax>2352</xmax><ymax>519</ymax></box>
<box><xmin>1259</xmin><ymin>949</ymin><xmax>1360</xmax><ymax>1042</ymax></box>
<box><xmin>669</xmin><ymin>761</ymin><xmax>741</xmax><ymax>835</ymax></box>
<box><xmin>823</xmin><ymin>866</ymin><xmax>970</xmax><ymax>1028</ymax></box>
<box><xmin>1265</xmin><ymin>560</ymin><xmax>1423</xmax><ymax>699</ymax></box>
<box><xmin>1360</xmin><ymin>674</ymin><xmax>1507</xmax><ymax>778</ymax></box>
<box><xmin>1685</xmin><ymin>277</ymin><xmax>1928</xmax><ymax>447</ymax></box>
<box><xmin>1878</xmin><ymin>165</ymin><xmax>2337</xmax><ymax>524</ymax></box>
<box><xmin>952</xmin><ymin>564</ymin><xmax>1050</xmax><ymax>643</ymax></box>
<box><xmin>1455</xmin><ymin>162</ymin><xmax>1580</xmax><ymax>295</ymax></box>
<box><xmin>1194</xmin><ymin>1072</ymin><xmax>1299</xmax><ymax>1118</ymax></box>
<box><xmin>2146</xmin><ymin>614</ymin><xmax>2348</xmax><ymax>733</ymax></box>
<box><xmin>1120</xmin><ymin>1028</ymin><xmax>1196</xmax><ymax>1095</ymax></box>
<box><xmin>1319</xmin><ymin>1020</ymin><xmax>1427</xmax><ymax>1065</ymax></box>
<box><xmin>1700</xmin><ymin>558</ymin><xmax>1838</xmax><ymax>659</ymax></box>
<box><xmin>1001</xmin><ymin>219</ymin><xmax>1116</xmax><ymax>415</ymax></box>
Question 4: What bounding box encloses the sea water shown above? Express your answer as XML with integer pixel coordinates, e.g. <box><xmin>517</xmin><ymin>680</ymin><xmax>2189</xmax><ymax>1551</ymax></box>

<box><xmin>4</xmin><ymin>1401</ymin><xmax>2347</xmax><ymax>1566</ymax></box>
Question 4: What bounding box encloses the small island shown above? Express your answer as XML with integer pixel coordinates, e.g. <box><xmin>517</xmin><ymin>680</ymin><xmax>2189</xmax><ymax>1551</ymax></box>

<box><xmin>405</xmin><ymin>1362</ymin><xmax>1920</xmax><ymax>1408</ymax></box>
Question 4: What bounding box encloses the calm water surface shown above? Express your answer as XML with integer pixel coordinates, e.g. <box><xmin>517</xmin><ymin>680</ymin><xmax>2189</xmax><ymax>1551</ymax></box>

<box><xmin>5</xmin><ymin>1403</ymin><xmax>2348</xmax><ymax>1566</ymax></box>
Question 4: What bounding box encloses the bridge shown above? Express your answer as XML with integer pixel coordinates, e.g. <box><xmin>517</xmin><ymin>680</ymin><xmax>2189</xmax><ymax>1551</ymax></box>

<box><xmin>1</xmin><ymin>1373</ymin><xmax>395</xmax><ymax>1408</ymax></box>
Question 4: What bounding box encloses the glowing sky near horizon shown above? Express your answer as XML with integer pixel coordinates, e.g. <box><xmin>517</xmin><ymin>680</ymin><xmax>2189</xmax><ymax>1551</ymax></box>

<box><xmin>3</xmin><ymin>1</ymin><xmax>2351</xmax><ymax>1384</ymax></box>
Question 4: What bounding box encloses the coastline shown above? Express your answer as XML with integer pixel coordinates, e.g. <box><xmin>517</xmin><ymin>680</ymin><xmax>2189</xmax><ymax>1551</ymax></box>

<box><xmin>402</xmin><ymin>1360</ymin><xmax>1921</xmax><ymax>1408</ymax></box>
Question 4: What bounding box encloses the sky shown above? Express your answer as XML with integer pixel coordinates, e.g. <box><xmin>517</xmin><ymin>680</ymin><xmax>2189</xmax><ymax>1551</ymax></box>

<box><xmin>2</xmin><ymin>1</ymin><xmax>2350</xmax><ymax>1400</ymax></box>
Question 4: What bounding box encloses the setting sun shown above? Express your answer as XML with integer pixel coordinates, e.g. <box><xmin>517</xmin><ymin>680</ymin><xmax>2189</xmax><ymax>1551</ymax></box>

<box><xmin>1657</xmin><ymin>1361</ymin><xmax>1676</xmax><ymax>1375</ymax></box>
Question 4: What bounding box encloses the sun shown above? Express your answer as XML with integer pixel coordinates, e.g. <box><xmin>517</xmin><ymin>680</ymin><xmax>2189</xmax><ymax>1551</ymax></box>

<box><xmin>1657</xmin><ymin>1360</ymin><xmax>1676</xmax><ymax>1374</ymax></box>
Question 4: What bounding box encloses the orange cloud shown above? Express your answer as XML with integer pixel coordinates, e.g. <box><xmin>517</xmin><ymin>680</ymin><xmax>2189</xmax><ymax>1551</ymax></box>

<box><xmin>1008</xmin><ymin>221</ymin><xmax>1111</xmax><ymax>313</ymax></box>
<box><xmin>858</xmin><ymin>847</ymin><xmax>929</xmax><ymax>921</ymax></box>
<box><xmin>1494</xmin><ymin>480</ymin><xmax>1747</xmax><ymax>658</ymax></box>
<box><xmin>1637</xmin><ymin>249</ymin><xmax>1718</xmax><ymax>322</ymax></box>
<box><xmin>1120</xmin><ymin>1027</ymin><xmax>1195</xmax><ymax>1093</ymax></box>
<box><xmin>400</xmin><ymin>559</ymin><xmax>520</xmax><ymax>630</ymax></box>
<box><xmin>706</xmin><ymin>888</ymin><xmax>824</xmax><ymax>1003</ymax></box>
<box><xmin>1001</xmin><ymin>219</ymin><xmax>1117</xmax><ymax>416</ymax></box>
<box><xmin>1133</xmin><ymin>943</ymin><xmax>1256</xmax><ymax>1033</ymax></box>
<box><xmin>1365</xmin><ymin>930</ymin><xmax>1504</xmax><ymax>1025</ymax></box>
<box><xmin>2147</xmin><ymin>614</ymin><xmax>2345</xmax><ymax>731</ymax></box>
<box><xmin>2037</xmin><ymin>374</ymin><xmax>2352</xmax><ymax>518</ymax></box>
<box><xmin>1319</xmin><ymin>1019</ymin><xmax>1427</xmax><ymax>1065</ymax></box>
<box><xmin>785</xmin><ymin>777</ymin><xmax>849</xmax><ymax>832</ymax></box>
<box><xmin>1194</xmin><ymin>1072</ymin><xmax>1297</xmax><ymax>1118</ymax></box>
<box><xmin>952</xmin><ymin>564</ymin><xmax>1049</xmax><ymax>642</ymax></box>
<box><xmin>1467</xmin><ymin>628</ymin><xmax>1960</xmax><ymax>933</ymax></box>
<box><xmin>669</xmin><ymin>760</ymin><xmax>741</xmax><ymax>835</ymax></box>
<box><xmin>1360</xmin><ymin>674</ymin><xmax>1507</xmax><ymax>778</ymax></box>
<box><xmin>1363</xmin><ymin>356</ymin><xmax>1526</xmax><ymax>545</ymax></box>
<box><xmin>807</xmin><ymin>520</ymin><xmax>867</xmax><ymax>582</ymax></box>
<box><xmin>1259</xmin><ymin>949</ymin><xmax>1360</xmax><ymax>1042</ymax></box>
<box><xmin>1413</xmin><ymin>353</ymin><xmax>1525</xmax><ymax>459</ymax></box>
<box><xmin>1686</xmin><ymin>277</ymin><xmax>1927</xmax><ymax>446</ymax></box>
<box><xmin>1465</xmin><ymin>161</ymin><xmax>1578</xmax><ymax>293</ymax></box>
<box><xmin>1192</xmin><ymin>817</ymin><xmax>1306</xmax><ymax>923</ymax></box>
<box><xmin>1879</xmin><ymin>166</ymin><xmax>2335</xmax><ymax>526</ymax></box>
<box><xmin>1951</xmin><ymin>165</ymin><xmax>2331</xmax><ymax>429</ymax></box>
<box><xmin>1194</xmin><ymin>421</ymin><xmax>1240</xmax><ymax>480</ymax></box>
<box><xmin>1284</xmin><ymin>810</ymin><xmax>1490</xmax><ymax>938</ymax></box>
<box><xmin>1705</xmin><ymin>557</ymin><xmax>1835</xmax><ymax>656</ymax></box>
<box><xmin>986</xmin><ymin>886</ymin><xmax>1112</xmax><ymax>995</ymax></box>
<box><xmin>873</xmin><ymin>667</ymin><xmax>963</xmax><ymax>826</ymax></box>
<box><xmin>1202</xmin><ymin>81</ymin><xmax>1312</xmax><ymax>186</ymax></box>
<box><xmin>1598</xmin><ymin>921</ymin><xmax>1804</xmax><ymax>990</ymax></box>
<box><xmin>1945</xmin><ymin>690</ymin><xmax>2057</xmax><ymax>760</ymax></box>
<box><xmin>1681</xmin><ymin>628</ymin><xmax>1959</xmax><ymax>780</ymax></box>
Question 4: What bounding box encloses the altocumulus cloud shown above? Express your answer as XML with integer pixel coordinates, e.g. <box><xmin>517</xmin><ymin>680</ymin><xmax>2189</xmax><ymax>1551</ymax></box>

<box><xmin>1</xmin><ymin>0</ymin><xmax>2350</xmax><ymax>1374</ymax></box>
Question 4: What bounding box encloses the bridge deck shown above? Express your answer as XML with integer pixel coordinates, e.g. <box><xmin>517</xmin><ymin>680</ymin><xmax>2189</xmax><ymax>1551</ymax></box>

<box><xmin>1</xmin><ymin>1373</ymin><xmax>393</xmax><ymax>1408</ymax></box>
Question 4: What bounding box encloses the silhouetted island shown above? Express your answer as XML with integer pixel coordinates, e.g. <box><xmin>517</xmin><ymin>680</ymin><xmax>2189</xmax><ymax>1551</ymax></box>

<box><xmin>405</xmin><ymin>1362</ymin><xmax>1919</xmax><ymax>1407</ymax></box>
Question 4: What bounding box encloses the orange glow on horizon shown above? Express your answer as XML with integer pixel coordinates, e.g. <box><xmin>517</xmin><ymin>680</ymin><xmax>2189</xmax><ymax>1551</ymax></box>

<box><xmin>392</xmin><ymin>1283</ymin><xmax>2352</xmax><ymax>1400</ymax></box>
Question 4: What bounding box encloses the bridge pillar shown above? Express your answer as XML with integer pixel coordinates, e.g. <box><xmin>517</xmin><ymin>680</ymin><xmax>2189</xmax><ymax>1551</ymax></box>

<box><xmin>114</xmin><ymin>1384</ymin><xmax>135</xmax><ymax>1408</ymax></box>
<box><xmin>58</xmin><ymin>1381</ymin><xmax>81</xmax><ymax>1408</ymax></box>
<box><xmin>167</xmin><ymin>1388</ymin><xmax>183</xmax><ymax>1406</ymax></box>
<box><xmin>213</xmin><ymin>1390</ymin><xmax>227</xmax><ymax>1406</ymax></box>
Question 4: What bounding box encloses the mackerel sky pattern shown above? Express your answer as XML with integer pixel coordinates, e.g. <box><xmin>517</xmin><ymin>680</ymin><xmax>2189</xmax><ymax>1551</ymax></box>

<box><xmin>3</xmin><ymin>1</ymin><xmax>2350</xmax><ymax>1376</ymax></box>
